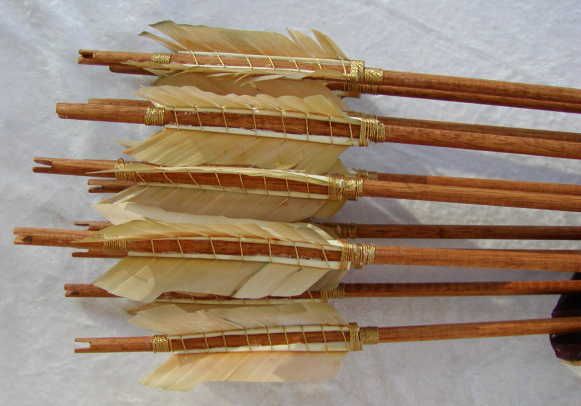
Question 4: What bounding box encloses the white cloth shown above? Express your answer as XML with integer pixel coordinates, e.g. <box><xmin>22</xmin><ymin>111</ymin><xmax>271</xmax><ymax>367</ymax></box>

<box><xmin>1</xmin><ymin>0</ymin><xmax>580</xmax><ymax>404</ymax></box>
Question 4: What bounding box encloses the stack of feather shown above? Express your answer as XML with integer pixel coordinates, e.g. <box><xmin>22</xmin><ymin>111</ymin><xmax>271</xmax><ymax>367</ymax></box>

<box><xmin>13</xmin><ymin>21</ymin><xmax>581</xmax><ymax>391</ymax></box>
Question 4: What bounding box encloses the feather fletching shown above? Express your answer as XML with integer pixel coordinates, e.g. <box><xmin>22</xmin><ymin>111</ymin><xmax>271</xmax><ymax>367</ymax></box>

<box><xmin>96</xmin><ymin>185</ymin><xmax>345</xmax><ymax>222</ymax></box>
<box><xmin>135</xmin><ymin>301</ymin><xmax>348</xmax><ymax>390</ymax></box>
<box><xmin>124</xmin><ymin>128</ymin><xmax>349</xmax><ymax>173</ymax></box>
<box><xmin>81</xmin><ymin>217</ymin><xmax>342</xmax><ymax>249</ymax></box>
<box><xmin>129</xmin><ymin>302</ymin><xmax>345</xmax><ymax>335</ymax></box>
<box><xmin>127</xmin><ymin>74</ymin><xmax>352</xmax><ymax>172</ymax></box>
<box><xmin>143</xmin><ymin>20</ymin><xmax>348</xmax><ymax>60</ymax></box>
<box><xmin>142</xmin><ymin>352</ymin><xmax>346</xmax><ymax>390</ymax></box>
<box><xmin>89</xmin><ymin>217</ymin><xmax>344</xmax><ymax>301</ymax></box>
<box><xmin>94</xmin><ymin>257</ymin><xmax>339</xmax><ymax>301</ymax></box>
<box><xmin>138</xmin><ymin>85</ymin><xmax>349</xmax><ymax>122</ymax></box>
<box><xmin>154</xmin><ymin>72</ymin><xmax>344</xmax><ymax>105</ymax></box>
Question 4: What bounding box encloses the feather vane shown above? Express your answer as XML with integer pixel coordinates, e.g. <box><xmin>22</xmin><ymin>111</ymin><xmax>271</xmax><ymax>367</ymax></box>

<box><xmin>144</xmin><ymin>20</ymin><xmax>348</xmax><ymax>60</ymax></box>
<box><xmin>96</xmin><ymin>185</ymin><xmax>344</xmax><ymax>222</ymax></box>
<box><xmin>142</xmin><ymin>351</ymin><xmax>345</xmax><ymax>390</ymax></box>
<box><xmin>134</xmin><ymin>301</ymin><xmax>348</xmax><ymax>390</ymax></box>
<box><xmin>89</xmin><ymin>218</ymin><xmax>345</xmax><ymax>301</ymax></box>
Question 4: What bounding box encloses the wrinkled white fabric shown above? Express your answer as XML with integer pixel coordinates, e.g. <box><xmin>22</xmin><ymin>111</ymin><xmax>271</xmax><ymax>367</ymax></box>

<box><xmin>1</xmin><ymin>0</ymin><xmax>580</xmax><ymax>404</ymax></box>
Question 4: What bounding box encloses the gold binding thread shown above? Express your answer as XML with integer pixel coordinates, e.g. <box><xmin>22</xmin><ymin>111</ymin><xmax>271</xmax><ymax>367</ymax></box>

<box><xmin>348</xmin><ymin>60</ymin><xmax>365</xmax><ymax>82</ymax></box>
<box><xmin>328</xmin><ymin>175</ymin><xmax>364</xmax><ymax>200</ymax></box>
<box><xmin>319</xmin><ymin>285</ymin><xmax>346</xmax><ymax>300</ymax></box>
<box><xmin>359</xmin><ymin>327</ymin><xmax>380</xmax><ymax>345</ymax></box>
<box><xmin>347</xmin><ymin>60</ymin><xmax>382</xmax><ymax>93</ymax></box>
<box><xmin>348</xmin><ymin>323</ymin><xmax>362</xmax><ymax>351</ymax></box>
<box><xmin>151</xmin><ymin>54</ymin><xmax>172</xmax><ymax>64</ymax></box>
<box><xmin>151</xmin><ymin>335</ymin><xmax>172</xmax><ymax>352</ymax></box>
<box><xmin>144</xmin><ymin>107</ymin><xmax>166</xmax><ymax>126</ymax></box>
<box><xmin>364</xmin><ymin>67</ymin><xmax>383</xmax><ymax>83</ymax></box>
<box><xmin>114</xmin><ymin>158</ymin><xmax>137</xmax><ymax>182</ymax></box>
<box><xmin>340</xmin><ymin>242</ymin><xmax>376</xmax><ymax>269</ymax></box>
<box><xmin>103</xmin><ymin>239</ymin><xmax>127</xmax><ymax>250</ymax></box>
<box><xmin>358</xmin><ymin>117</ymin><xmax>386</xmax><ymax>146</ymax></box>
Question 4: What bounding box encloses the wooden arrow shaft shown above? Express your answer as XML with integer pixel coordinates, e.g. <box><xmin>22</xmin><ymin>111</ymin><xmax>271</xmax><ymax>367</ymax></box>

<box><xmin>106</xmin><ymin>63</ymin><xmax>581</xmax><ymax>113</ymax></box>
<box><xmin>33</xmin><ymin>157</ymin><xmax>581</xmax><ymax>212</ymax></box>
<box><xmin>74</xmin><ymin>316</ymin><xmax>581</xmax><ymax>353</ymax></box>
<box><xmin>56</xmin><ymin>99</ymin><xmax>581</xmax><ymax>159</ymax></box>
<box><xmin>85</xmin><ymin>98</ymin><xmax>581</xmax><ymax>143</ymax></box>
<box><xmin>86</xmin><ymin>177</ymin><xmax>581</xmax><ymax>212</ymax></box>
<box><xmin>78</xmin><ymin>49</ymin><xmax>581</xmax><ymax>113</ymax></box>
<box><xmin>74</xmin><ymin>220</ymin><xmax>581</xmax><ymax>240</ymax></box>
<box><xmin>36</xmin><ymin>157</ymin><xmax>581</xmax><ymax>195</ymax></box>
<box><xmin>13</xmin><ymin>227</ymin><xmax>581</xmax><ymax>272</ymax></box>
<box><xmin>64</xmin><ymin>280</ymin><xmax>581</xmax><ymax>299</ymax></box>
<box><xmin>322</xmin><ymin>223</ymin><xmax>581</xmax><ymax>240</ymax></box>
<box><xmin>337</xmin><ymin>83</ymin><xmax>581</xmax><ymax>114</ymax></box>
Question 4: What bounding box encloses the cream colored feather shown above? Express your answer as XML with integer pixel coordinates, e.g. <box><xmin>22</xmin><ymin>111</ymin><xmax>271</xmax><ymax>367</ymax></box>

<box><xmin>138</xmin><ymin>85</ymin><xmax>350</xmax><ymax>123</ymax></box>
<box><xmin>96</xmin><ymin>185</ymin><xmax>345</xmax><ymax>222</ymax></box>
<box><xmin>81</xmin><ymin>217</ymin><xmax>342</xmax><ymax>249</ymax></box>
<box><xmin>89</xmin><ymin>217</ymin><xmax>345</xmax><ymax>301</ymax></box>
<box><xmin>94</xmin><ymin>164</ymin><xmax>348</xmax><ymax>223</ymax></box>
<box><xmin>143</xmin><ymin>20</ymin><xmax>348</xmax><ymax>60</ymax></box>
<box><xmin>126</xmin><ymin>73</ymin><xmax>353</xmax><ymax>173</ymax></box>
<box><xmin>153</xmin><ymin>71</ymin><xmax>344</xmax><ymax>102</ymax></box>
<box><xmin>100</xmin><ymin>162</ymin><xmax>332</xmax><ymax>184</ymax></box>
<box><xmin>124</xmin><ymin>128</ymin><xmax>350</xmax><ymax>173</ymax></box>
<box><xmin>129</xmin><ymin>302</ymin><xmax>345</xmax><ymax>335</ymax></box>
<box><xmin>133</xmin><ymin>21</ymin><xmax>351</xmax><ymax>80</ymax></box>
<box><xmin>142</xmin><ymin>352</ymin><xmax>346</xmax><ymax>390</ymax></box>
<box><xmin>134</xmin><ymin>300</ymin><xmax>348</xmax><ymax>390</ymax></box>
<box><xmin>94</xmin><ymin>257</ymin><xmax>338</xmax><ymax>302</ymax></box>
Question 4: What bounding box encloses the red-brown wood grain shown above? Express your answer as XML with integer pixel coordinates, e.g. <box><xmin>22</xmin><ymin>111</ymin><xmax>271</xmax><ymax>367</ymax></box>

<box><xmin>64</xmin><ymin>280</ymin><xmax>581</xmax><ymax>299</ymax></box>
<box><xmin>74</xmin><ymin>316</ymin><xmax>581</xmax><ymax>353</ymax></box>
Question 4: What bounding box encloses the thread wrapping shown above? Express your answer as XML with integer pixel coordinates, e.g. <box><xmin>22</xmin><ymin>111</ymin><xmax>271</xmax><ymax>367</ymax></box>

<box><xmin>358</xmin><ymin>117</ymin><xmax>386</xmax><ymax>146</ymax></box>
<box><xmin>319</xmin><ymin>285</ymin><xmax>347</xmax><ymax>300</ymax></box>
<box><xmin>150</xmin><ymin>54</ymin><xmax>172</xmax><ymax>64</ymax></box>
<box><xmin>340</xmin><ymin>242</ymin><xmax>376</xmax><ymax>269</ymax></box>
<box><xmin>144</xmin><ymin>107</ymin><xmax>166</xmax><ymax>126</ymax></box>
<box><xmin>328</xmin><ymin>175</ymin><xmax>364</xmax><ymax>200</ymax></box>
<box><xmin>151</xmin><ymin>335</ymin><xmax>172</xmax><ymax>352</ymax></box>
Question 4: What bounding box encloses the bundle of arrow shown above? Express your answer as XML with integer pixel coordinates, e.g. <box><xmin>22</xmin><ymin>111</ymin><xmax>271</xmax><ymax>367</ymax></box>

<box><xmin>14</xmin><ymin>21</ymin><xmax>581</xmax><ymax>390</ymax></box>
